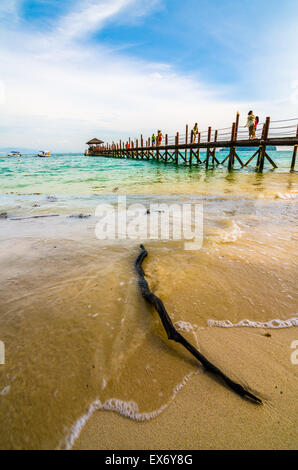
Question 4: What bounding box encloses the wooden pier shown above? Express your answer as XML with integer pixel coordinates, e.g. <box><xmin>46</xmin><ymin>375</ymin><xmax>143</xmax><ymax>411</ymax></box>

<box><xmin>85</xmin><ymin>114</ymin><xmax>298</xmax><ymax>172</ymax></box>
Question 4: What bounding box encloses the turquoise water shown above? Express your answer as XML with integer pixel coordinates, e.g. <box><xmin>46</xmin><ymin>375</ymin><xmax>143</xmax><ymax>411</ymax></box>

<box><xmin>0</xmin><ymin>151</ymin><xmax>297</xmax><ymax>219</ymax></box>
<box><xmin>0</xmin><ymin>151</ymin><xmax>295</xmax><ymax>195</ymax></box>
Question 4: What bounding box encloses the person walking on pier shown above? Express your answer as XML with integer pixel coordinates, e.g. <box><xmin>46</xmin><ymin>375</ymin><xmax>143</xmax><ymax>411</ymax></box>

<box><xmin>152</xmin><ymin>133</ymin><xmax>156</xmax><ymax>146</ymax></box>
<box><xmin>245</xmin><ymin>111</ymin><xmax>256</xmax><ymax>139</ymax></box>
<box><xmin>192</xmin><ymin>123</ymin><xmax>199</xmax><ymax>143</ymax></box>
<box><xmin>157</xmin><ymin>130</ymin><xmax>163</xmax><ymax>146</ymax></box>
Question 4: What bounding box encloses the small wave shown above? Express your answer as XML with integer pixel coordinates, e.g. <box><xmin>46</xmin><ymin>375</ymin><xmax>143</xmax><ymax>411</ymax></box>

<box><xmin>219</xmin><ymin>221</ymin><xmax>242</xmax><ymax>243</ymax></box>
<box><xmin>274</xmin><ymin>192</ymin><xmax>297</xmax><ymax>200</ymax></box>
<box><xmin>207</xmin><ymin>317</ymin><xmax>298</xmax><ymax>329</ymax></box>
<box><xmin>62</xmin><ymin>370</ymin><xmax>200</xmax><ymax>450</ymax></box>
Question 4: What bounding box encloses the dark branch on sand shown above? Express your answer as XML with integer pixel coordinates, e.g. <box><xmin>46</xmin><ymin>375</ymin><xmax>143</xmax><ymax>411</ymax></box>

<box><xmin>135</xmin><ymin>244</ymin><xmax>262</xmax><ymax>404</ymax></box>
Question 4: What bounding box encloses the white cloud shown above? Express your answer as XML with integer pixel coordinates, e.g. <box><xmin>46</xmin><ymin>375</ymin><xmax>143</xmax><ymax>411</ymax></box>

<box><xmin>0</xmin><ymin>0</ymin><xmax>296</xmax><ymax>152</ymax></box>
<box><xmin>0</xmin><ymin>0</ymin><xmax>23</xmax><ymax>23</ymax></box>
<box><xmin>0</xmin><ymin>38</ymin><xmax>244</xmax><ymax>151</ymax></box>
<box><xmin>54</xmin><ymin>0</ymin><xmax>135</xmax><ymax>42</ymax></box>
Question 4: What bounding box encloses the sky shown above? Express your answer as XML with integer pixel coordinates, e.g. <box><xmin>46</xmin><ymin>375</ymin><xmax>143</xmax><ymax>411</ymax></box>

<box><xmin>0</xmin><ymin>0</ymin><xmax>297</xmax><ymax>151</ymax></box>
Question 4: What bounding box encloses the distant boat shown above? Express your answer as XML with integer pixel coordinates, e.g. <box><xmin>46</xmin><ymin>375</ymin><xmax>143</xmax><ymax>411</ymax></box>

<box><xmin>7</xmin><ymin>151</ymin><xmax>22</xmax><ymax>157</ymax></box>
<box><xmin>37</xmin><ymin>151</ymin><xmax>51</xmax><ymax>157</ymax></box>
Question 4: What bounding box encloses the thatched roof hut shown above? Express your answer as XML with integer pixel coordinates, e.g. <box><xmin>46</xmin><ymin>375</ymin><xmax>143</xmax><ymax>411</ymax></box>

<box><xmin>86</xmin><ymin>138</ymin><xmax>104</xmax><ymax>145</ymax></box>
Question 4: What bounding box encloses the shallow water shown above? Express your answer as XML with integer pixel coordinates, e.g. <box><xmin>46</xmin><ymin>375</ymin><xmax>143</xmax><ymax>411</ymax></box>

<box><xmin>0</xmin><ymin>152</ymin><xmax>297</xmax><ymax>449</ymax></box>
<box><xmin>0</xmin><ymin>151</ymin><xmax>296</xmax><ymax>198</ymax></box>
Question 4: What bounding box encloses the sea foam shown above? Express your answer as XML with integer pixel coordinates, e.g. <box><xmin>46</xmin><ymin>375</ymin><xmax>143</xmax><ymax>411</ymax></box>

<box><xmin>207</xmin><ymin>317</ymin><xmax>298</xmax><ymax>329</ymax></box>
<box><xmin>62</xmin><ymin>370</ymin><xmax>200</xmax><ymax>450</ymax></box>
<box><xmin>174</xmin><ymin>321</ymin><xmax>195</xmax><ymax>332</ymax></box>
<box><xmin>274</xmin><ymin>192</ymin><xmax>297</xmax><ymax>200</ymax></box>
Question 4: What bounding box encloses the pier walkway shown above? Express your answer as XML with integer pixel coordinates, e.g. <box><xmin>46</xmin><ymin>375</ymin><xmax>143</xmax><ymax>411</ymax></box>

<box><xmin>86</xmin><ymin>115</ymin><xmax>298</xmax><ymax>172</ymax></box>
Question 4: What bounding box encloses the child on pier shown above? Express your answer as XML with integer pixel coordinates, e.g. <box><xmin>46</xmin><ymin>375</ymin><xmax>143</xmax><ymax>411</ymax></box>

<box><xmin>152</xmin><ymin>133</ymin><xmax>156</xmax><ymax>146</ymax></box>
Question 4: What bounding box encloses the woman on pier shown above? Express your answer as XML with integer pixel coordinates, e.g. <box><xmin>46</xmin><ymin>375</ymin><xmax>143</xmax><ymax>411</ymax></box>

<box><xmin>246</xmin><ymin>111</ymin><xmax>256</xmax><ymax>139</ymax></box>
<box><xmin>157</xmin><ymin>130</ymin><xmax>163</xmax><ymax>146</ymax></box>
<box><xmin>192</xmin><ymin>123</ymin><xmax>199</xmax><ymax>143</ymax></box>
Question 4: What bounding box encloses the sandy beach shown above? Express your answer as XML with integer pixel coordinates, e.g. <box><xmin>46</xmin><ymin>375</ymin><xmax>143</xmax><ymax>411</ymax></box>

<box><xmin>74</xmin><ymin>327</ymin><xmax>298</xmax><ymax>450</ymax></box>
<box><xmin>0</xmin><ymin>185</ymin><xmax>297</xmax><ymax>449</ymax></box>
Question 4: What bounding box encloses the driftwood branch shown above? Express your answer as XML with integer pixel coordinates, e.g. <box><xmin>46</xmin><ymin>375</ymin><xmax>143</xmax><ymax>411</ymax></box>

<box><xmin>135</xmin><ymin>244</ymin><xmax>262</xmax><ymax>404</ymax></box>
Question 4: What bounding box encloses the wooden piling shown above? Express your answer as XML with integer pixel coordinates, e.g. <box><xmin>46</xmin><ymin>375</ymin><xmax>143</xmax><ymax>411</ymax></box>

<box><xmin>258</xmin><ymin>144</ymin><xmax>266</xmax><ymax>172</ymax></box>
<box><xmin>140</xmin><ymin>135</ymin><xmax>144</xmax><ymax>159</ymax></box>
<box><xmin>185</xmin><ymin>124</ymin><xmax>188</xmax><ymax>162</ymax></box>
<box><xmin>175</xmin><ymin>132</ymin><xmax>179</xmax><ymax>164</ymax></box>
<box><xmin>228</xmin><ymin>123</ymin><xmax>236</xmax><ymax>170</ymax></box>
<box><xmin>196</xmin><ymin>133</ymin><xmax>201</xmax><ymax>163</ymax></box>
<box><xmin>235</xmin><ymin>112</ymin><xmax>240</xmax><ymax>140</ymax></box>
<box><xmin>208</xmin><ymin>126</ymin><xmax>212</xmax><ymax>142</ymax></box>
<box><xmin>291</xmin><ymin>145</ymin><xmax>298</xmax><ymax>171</ymax></box>
<box><xmin>212</xmin><ymin>130</ymin><xmax>218</xmax><ymax>165</ymax></box>
<box><xmin>258</xmin><ymin>117</ymin><xmax>270</xmax><ymax>172</ymax></box>
<box><xmin>189</xmin><ymin>132</ymin><xmax>193</xmax><ymax>166</ymax></box>
<box><xmin>205</xmin><ymin>126</ymin><xmax>212</xmax><ymax>169</ymax></box>
<box><xmin>165</xmin><ymin>134</ymin><xmax>168</xmax><ymax>162</ymax></box>
<box><xmin>291</xmin><ymin>125</ymin><xmax>298</xmax><ymax>171</ymax></box>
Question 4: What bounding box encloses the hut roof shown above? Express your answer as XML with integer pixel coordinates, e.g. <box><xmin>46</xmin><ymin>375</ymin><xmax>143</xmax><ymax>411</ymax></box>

<box><xmin>86</xmin><ymin>138</ymin><xmax>104</xmax><ymax>145</ymax></box>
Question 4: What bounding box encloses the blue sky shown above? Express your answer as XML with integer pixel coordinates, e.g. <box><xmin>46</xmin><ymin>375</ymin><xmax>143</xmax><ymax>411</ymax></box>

<box><xmin>0</xmin><ymin>0</ymin><xmax>297</xmax><ymax>151</ymax></box>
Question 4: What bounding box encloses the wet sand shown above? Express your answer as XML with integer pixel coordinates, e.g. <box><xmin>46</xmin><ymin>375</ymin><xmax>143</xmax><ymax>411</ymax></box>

<box><xmin>0</xmin><ymin>182</ymin><xmax>297</xmax><ymax>449</ymax></box>
<box><xmin>0</xmin><ymin>206</ymin><xmax>297</xmax><ymax>449</ymax></box>
<box><xmin>74</xmin><ymin>327</ymin><xmax>298</xmax><ymax>450</ymax></box>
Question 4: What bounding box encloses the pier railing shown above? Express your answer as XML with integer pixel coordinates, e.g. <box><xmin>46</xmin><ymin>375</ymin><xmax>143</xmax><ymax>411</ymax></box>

<box><xmin>87</xmin><ymin>114</ymin><xmax>298</xmax><ymax>172</ymax></box>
